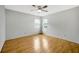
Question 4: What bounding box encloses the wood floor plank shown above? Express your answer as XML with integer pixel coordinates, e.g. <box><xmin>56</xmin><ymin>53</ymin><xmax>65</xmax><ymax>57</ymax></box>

<box><xmin>1</xmin><ymin>34</ymin><xmax>79</xmax><ymax>53</ymax></box>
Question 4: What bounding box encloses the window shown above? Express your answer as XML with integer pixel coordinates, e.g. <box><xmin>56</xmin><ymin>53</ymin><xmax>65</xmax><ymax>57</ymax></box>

<box><xmin>34</xmin><ymin>19</ymin><xmax>40</xmax><ymax>28</ymax></box>
<box><xmin>43</xmin><ymin>19</ymin><xmax>48</xmax><ymax>28</ymax></box>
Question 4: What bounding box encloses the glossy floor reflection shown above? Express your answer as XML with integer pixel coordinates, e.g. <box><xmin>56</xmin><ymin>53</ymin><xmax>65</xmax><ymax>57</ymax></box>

<box><xmin>33</xmin><ymin>36</ymin><xmax>41</xmax><ymax>52</ymax></box>
<box><xmin>1</xmin><ymin>34</ymin><xmax>79</xmax><ymax>53</ymax></box>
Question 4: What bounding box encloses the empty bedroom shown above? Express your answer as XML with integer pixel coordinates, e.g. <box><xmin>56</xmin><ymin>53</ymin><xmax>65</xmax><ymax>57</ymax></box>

<box><xmin>0</xmin><ymin>5</ymin><xmax>79</xmax><ymax>53</ymax></box>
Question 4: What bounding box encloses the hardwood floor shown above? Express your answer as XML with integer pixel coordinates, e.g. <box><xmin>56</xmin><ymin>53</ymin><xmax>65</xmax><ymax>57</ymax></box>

<box><xmin>1</xmin><ymin>34</ymin><xmax>79</xmax><ymax>53</ymax></box>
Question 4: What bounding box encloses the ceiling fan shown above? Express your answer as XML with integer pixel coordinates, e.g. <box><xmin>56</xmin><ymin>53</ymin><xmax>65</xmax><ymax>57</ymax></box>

<box><xmin>32</xmin><ymin>5</ymin><xmax>48</xmax><ymax>12</ymax></box>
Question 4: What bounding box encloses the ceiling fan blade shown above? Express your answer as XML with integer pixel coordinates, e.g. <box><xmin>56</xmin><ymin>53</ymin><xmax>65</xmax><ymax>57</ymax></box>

<box><xmin>42</xmin><ymin>5</ymin><xmax>48</xmax><ymax>8</ymax></box>
<box><xmin>32</xmin><ymin>5</ymin><xmax>36</xmax><ymax>7</ymax></box>
<box><xmin>42</xmin><ymin>10</ymin><xmax>48</xmax><ymax>12</ymax></box>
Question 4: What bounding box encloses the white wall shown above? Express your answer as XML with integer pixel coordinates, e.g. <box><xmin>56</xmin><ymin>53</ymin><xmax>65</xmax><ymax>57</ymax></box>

<box><xmin>6</xmin><ymin>9</ymin><xmax>41</xmax><ymax>40</ymax></box>
<box><xmin>6</xmin><ymin>6</ymin><xmax>79</xmax><ymax>44</ymax></box>
<box><xmin>43</xmin><ymin>6</ymin><xmax>79</xmax><ymax>43</ymax></box>
<box><xmin>0</xmin><ymin>6</ymin><xmax>6</xmax><ymax>51</ymax></box>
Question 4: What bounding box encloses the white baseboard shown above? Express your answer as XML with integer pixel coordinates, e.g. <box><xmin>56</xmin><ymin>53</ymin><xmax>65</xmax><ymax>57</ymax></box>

<box><xmin>45</xmin><ymin>34</ymin><xmax>79</xmax><ymax>44</ymax></box>
<box><xmin>6</xmin><ymin>33</ymin><xmax>39</xmax><ymax>40</ymax></box>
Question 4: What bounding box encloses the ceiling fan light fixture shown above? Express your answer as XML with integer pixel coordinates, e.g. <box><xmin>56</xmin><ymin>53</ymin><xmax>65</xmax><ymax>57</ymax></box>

<box><xmin>37</xmin><ymin>10</ymin><xmax>42</xmax><ymax>12</ymax></box>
